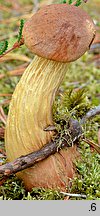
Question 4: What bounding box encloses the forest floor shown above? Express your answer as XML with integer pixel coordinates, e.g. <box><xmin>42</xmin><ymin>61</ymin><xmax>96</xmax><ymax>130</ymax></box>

<box><xmin>0</xmin><ymin>0</ymin><xmax>100</xmax><ymax>200</ymax></box>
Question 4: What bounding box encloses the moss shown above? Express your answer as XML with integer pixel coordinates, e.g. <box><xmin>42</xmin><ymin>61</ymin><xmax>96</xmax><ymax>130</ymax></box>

<box><xmin>0</xmin><ymin>176</ymin><xmax>64</xmax><ymax>200</ymax></box>
<box><xmin>69</xmin><ymin>143</ymin><xmax>100</xmax><ymax>200</ymax></box>
<box><xmin>53</xmin><ymin>87</ymin><xmax>91</xmax><ymax>121</ymax></box>
<box><xmin>0</xmin><ymin>176</ymin><xmax>25</xmax><ymax>200</ymax></box>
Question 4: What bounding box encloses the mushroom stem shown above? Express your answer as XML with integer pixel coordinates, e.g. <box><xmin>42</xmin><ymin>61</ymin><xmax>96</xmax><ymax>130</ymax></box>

<box><xmin>5</xmin><ymin>56</ymin><xmax>68</xmax><ymax>161</ymax></box>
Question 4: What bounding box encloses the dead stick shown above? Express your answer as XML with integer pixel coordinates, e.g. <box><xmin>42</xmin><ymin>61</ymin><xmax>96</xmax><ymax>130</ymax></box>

<box><xmin>0</xmin><ymin>39</ymin><xmax>24</xmax><ymax>59</ymax></box>
<box><xmin>0</xmin><ymin>119</ymin><xmax>82</xmax><ymax>177</ymax></box>
<box><xmin>60</xmin><ymin>191</ymin><xmax>87</xmax><ymax>198</ymax></box>
<box><xmin>82</xmin><ymin>138</ymin><xmax>100</xmax><ymax>154</ymax></box>
<box><xmin>80</xmin><ymin>105</ymin><xmax>100</xmax><ymax>124</ymax></box>
<box><xmin>0</xmin><ymin>104</ymin><xmax>100</xmax><ymax>180</ymax></box>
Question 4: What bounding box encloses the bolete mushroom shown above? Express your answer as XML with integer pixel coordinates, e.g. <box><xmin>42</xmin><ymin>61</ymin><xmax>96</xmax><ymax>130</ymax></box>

<box><xmin>5</xmin><ymin>4</ymin><xmax>95</xmax><ymax>191</ymax></box>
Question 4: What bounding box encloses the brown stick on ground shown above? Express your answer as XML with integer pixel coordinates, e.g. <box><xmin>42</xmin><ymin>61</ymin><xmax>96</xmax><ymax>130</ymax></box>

<box><xmin>1</xmin><ymin>105</ymin><xmax>100</xmax><ymax>179</ymax></box>
<box><xmin>0</xmin><ymin>119</ymin><xmax>82</xmax><ymax>178</ymax></box>
<box><xmin>80</xmin><ymin>105</ymin><xmax>100</xmax><ymax>124</ymax></box>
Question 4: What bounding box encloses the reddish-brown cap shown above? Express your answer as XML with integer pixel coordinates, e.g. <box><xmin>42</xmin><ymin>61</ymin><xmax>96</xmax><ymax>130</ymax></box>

<box><xmin>23</xmin><ymin>4</ymin><xmax>96</xmax><ymax>62</ymax></box>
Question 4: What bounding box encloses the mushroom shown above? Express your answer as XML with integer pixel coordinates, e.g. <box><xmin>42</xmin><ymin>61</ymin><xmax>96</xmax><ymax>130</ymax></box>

<box><xmin>5</xmin><ymin>4</ymin><xmax>95</xmax><ymax>191</ymax></box>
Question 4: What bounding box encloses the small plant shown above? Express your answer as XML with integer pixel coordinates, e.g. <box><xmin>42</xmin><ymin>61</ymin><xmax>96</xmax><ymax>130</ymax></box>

<box><xmin>61</xmin><ymin>0</ymin><xmax>82</xmax><ymax>6</ymax></box>
<box><xmin>0</xmin><ymin>176</ymin><xmax>25</xmax><ymax>200</ymax></box>
<box><xmin>17</xmin><ymin>19</ymin><xmax>25</xmax><ymax>43</ymax></box>
<box><xmin>0</xmin><ymin>19</ymin><xmax>25</xmax><ymax>57</ymax></box>
<box><xmin>53</xmin><ymin>88</ymin><xmax>91</xmax><ymax>123</ymax></box>
<box><xmin>0</xmin><ymin>41</ymin><xmax>8</xmax><ymax>55</ymax></box>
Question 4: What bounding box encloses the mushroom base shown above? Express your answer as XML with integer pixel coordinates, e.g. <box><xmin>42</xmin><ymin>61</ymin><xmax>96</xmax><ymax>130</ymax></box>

<box><xmin>17</xmin><ymin>145</ymin><xmax>79</xmax><ymax>191</ymax></box>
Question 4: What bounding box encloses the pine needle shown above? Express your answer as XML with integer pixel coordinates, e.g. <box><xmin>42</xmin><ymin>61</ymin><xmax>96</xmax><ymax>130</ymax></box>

<box><xmin>17</xmin><ymin>19</ymin><xmax>25</xmax><ymax>43</ymax></box>
<box><xmin>0</xmin><ymin>41</ymin><xmax>8</xmax><ymax>55</ymax></box>
<box><xmin>75</xmin><ymin>0</ymin><xmax>82</xmax><ymax>6</ymax></box>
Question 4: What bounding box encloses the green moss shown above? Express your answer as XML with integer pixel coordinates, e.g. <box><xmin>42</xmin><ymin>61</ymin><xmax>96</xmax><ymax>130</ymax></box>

<box><xmin>0</xmin><ymin>176</ymin><xmax>64</xmax><ymax>200</ymax></box>
<box><xmin>70</xmin><ymin>143</ymin><xmax>100</xmax><ymax>200</ymax></box>
<box><xmin>0</xmin><ymin>176</ymin><xmax>25</xmax><ymax>200</ymax></box>
<box><xmin>53</xmin><ymin>88</ymin><xmax>91</xmax><ymax>122</ymax></box>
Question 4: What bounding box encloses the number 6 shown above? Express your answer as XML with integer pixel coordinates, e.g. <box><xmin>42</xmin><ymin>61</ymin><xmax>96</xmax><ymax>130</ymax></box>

<box><xmin>91</xmin><ymin>203</ymin><xmax>96</xmax><ymax>211</ymax></box>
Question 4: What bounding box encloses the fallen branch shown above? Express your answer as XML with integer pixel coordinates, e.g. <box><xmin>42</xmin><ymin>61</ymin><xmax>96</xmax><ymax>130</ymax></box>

<box><xmin>0</xmin><ymin>105</ymin><xmax>100</xmax><ymax>183</ymax></box>
<box><xmin>0</xmin><ymin>119</ymin><xmax>82</xmax><ymax>178</ymax></box>
<box><xmin>80</xmin><ymin>105</ymin><xmax>100</xmax><ymax>124</ymax></box>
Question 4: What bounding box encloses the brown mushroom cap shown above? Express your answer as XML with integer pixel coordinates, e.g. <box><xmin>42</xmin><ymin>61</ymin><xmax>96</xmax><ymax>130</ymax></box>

<box><xmin>23</xmin><ymin>4</ymin><xmax>95</xmax><ymax>62</ymax></box>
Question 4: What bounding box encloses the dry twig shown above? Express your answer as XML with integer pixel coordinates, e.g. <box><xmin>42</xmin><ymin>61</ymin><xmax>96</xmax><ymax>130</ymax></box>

<box><xmin>80</xmin><ymin>105</ymin><xmax>100</xmax><ymax>124</ymax></box>
<box><xmin>0</xmin><ymin>39</ymin><xmax>24</xmax><ymax>59</ymax></box>
<box><xmin>0</xmin><ymin>104</ymin><xmax>100</xmax><ymax>184</ymax></box>
<box><xmin>0</xmin><ymin>119</ymin><xmax>82</xmax><ymax>180</ymax></box>
<box><xmin>82</xmin><ymin>138</ymin><xmax>100</xmax><ymax>154</ymax></box>
<box><xmin>60</xmin><ymin>191</ymin><xmax>87</xmax><ymax>198</ymax></box>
